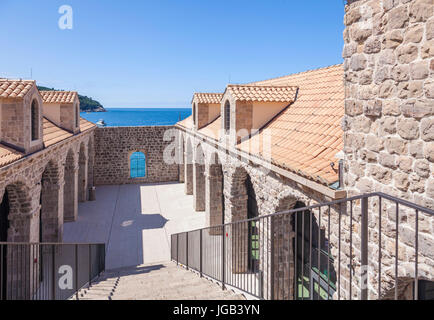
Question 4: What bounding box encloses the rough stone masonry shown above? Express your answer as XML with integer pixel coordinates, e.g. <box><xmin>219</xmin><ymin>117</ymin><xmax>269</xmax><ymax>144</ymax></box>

<box><xmin>343</xmin><ymin>0</ymin><xmax>434</xmax><ymax>299</ymax></box>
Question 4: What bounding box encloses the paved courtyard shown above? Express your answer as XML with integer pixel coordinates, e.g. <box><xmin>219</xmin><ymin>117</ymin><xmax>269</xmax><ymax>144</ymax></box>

<box><xmin>64</xmin><ymin>183</ymin><xmax>206</xmax><ymax>270</ymax></box>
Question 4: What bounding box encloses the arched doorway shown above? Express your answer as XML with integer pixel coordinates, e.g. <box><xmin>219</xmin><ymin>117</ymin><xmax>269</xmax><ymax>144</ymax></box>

<box><xmin>193</xmin><ymin>144</ymin><xmax>205</xmax><ymax>211</ymax></box>
<box><xmin>78</xmin><ymin>143</ymin><xmax>88</xmax><ymax>203</ymax></box>
<box><xmin>64</xmin><ymin>149</ymin><xmax>78</xmax><ymax>222</ymax></box>
<box><xmin>184</xmin><ymin>139</ymin><xmax>193</xmax><ymax>195</ymax></box>
<box><xmin>246</xmin><ymin>175</ymin><xmax>259</xmax><ymax>272</ymax></box>
<box><xmin>292</xmin><ymin>201</ymin><xmax>337</xmax><ymax>300</ymax></box>
<box><xmin>228</xmin><ymin>167</ymin><xmax>258</xmax><ymax>274</ymax></box>
<box><xmin>0</xmin><ymin>190</ymin><xmax>9</xmax><ymax>299</ymax></box>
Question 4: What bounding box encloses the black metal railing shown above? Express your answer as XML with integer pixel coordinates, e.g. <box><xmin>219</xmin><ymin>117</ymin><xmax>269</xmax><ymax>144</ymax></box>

<box><xmin>171</xmin><ymin>192</ymin><xmax>434</xmax><ymax>300</ymax></box>
<box><xmin>0</xmin><ymin>242</ymin><xmax>105</xmax><ymax>300</ymax></box>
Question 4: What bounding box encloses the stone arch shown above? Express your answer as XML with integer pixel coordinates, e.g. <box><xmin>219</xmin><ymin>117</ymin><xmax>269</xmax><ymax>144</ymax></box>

<box><xmin>206</xmin><ymin>152</ymin><xmax>224</xmax><ymax>230</ymax></box>
<box><xmin>226</xmin><ymin>166</ymin><xmax>261</xmax><ymax>275</ymax></box>
<box><xmin>184</xmin><ymin>138</ymin><xmax>193</xmax><ymax>195</ymax></box>
<box><xmin>193</xmin><ymin>143</ymin><xmax>206</xmax><ymax>211</ymax></box>
<box><xmin>78</xmin><ymin>142</ymin><xmax>88</xmax><ymax>203</ymax></box>
<box><xmin>0</xmin><ymin>182</ymin><xmax>35</xmax><ymax>299</ymax></box>
<box><xmin>267</xmin><ymin>196</ymin><xmax>298</xmax><ymax>300</ymax></box>
<box><xmin>64</xmin><ymin>149</ymin><xmax>78</xmax><ymax>222</ymax></box>
<box><xmin>40</xmin><ymin>160</ymin><xmax>63</xmax><ymax>242</ymax></box>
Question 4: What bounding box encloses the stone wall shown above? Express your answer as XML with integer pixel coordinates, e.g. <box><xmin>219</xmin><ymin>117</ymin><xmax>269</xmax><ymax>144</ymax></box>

<box><xmin>93</xmin><ymin>126</ymin><xmax>179</xmax><ymax>185</ymax></box>
<box><xmin>179</xmin><ymin>129</ymin><xmax>340</xmax><ymax>300</ymax></box>
<box><xmin>343</xmin><ymin>0</ymin><xmax>434</xmax><ymax>298</ymax></box>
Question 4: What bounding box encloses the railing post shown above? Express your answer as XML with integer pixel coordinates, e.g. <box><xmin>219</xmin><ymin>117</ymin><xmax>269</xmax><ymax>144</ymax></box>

<box><xmin>222</xmin><ymin>225</ymin><xmax>225</xmax><ymax>290</ymax></box>
<box><xmin>200</xmin><ymin>230</ymin><xmax>203</xmax><ymax>278</ymax></box>
<box><xmin>361</xmin><ymin>197</ymin><xmax>368</xmax><ymax>300</ymax></box>
<box><xmin>176</xmin><ymin>234</ymin><xmax>179</xmax><ymax>266</ymax></box>
<box><xmin>52</xmin><ymin>245</ymin><xmax>56</xmax><ymax>300</ymax></box>
<box><xmin>75</xmin><ymin>244</ymin><xmax>79</xmax><ymax>301</ymax></box>
<box><xmin>88</xmin><ymin>244</ymin><xmax>92</xmax><ymax>289</ymax></box>
<box><xmin>186</xmin><ymin>233</ymin><xmax>189</xmax><ymax>270</ymax></box>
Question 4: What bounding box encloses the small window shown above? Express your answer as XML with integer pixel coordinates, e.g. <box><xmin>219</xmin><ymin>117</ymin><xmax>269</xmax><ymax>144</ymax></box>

<box><xmin>192</xmin><ymin>103</ymin><xmax>196</xmax><ymax>125</ymax></box>
<box><xmin>224</xmin><ymin>100</ymin><xmax>230</xmax><ymax>132</ymax></box>
<box><xmin>130</xmin><ymin>152</ymin><xmax>146</xmax><ymax>178</ymax></box>
<box><xmin>31</xmin><ymin>99</ymin><xmax>39</xmax><ymax>141</ymax></box>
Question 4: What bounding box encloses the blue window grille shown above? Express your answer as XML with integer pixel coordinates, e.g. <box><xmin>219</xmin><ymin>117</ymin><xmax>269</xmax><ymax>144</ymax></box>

<box><xmin>130</xmin><ymin>152</ymin><xmax>146</xmax><ymax>178</ymax></box>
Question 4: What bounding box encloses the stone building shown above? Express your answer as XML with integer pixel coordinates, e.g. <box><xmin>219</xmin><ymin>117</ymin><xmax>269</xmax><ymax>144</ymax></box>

<box><xmin>0</xmin><ymin>80</ymin><xmax>96</xmax><ymax>244</ymax></box>
<box><xmin>174</xmin><ymin>0</ymin><xmax>433</xmax><ymax>300</ymax></box>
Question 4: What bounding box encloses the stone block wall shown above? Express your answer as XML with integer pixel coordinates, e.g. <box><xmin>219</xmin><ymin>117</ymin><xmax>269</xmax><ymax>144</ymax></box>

<box><xmin>93</xmin><ymin>126</ymin><xmax>179</xmax><ymax>185</ymax></box>
<box><xmin>343</xmin><ymin>0</ymin><xmax>434</xmax><ymax>298</ymax></box>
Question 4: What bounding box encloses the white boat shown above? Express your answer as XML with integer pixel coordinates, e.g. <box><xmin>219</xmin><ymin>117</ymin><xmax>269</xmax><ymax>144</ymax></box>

<box><xmin>96</xmin><ymin>119</ymin><xmax>106</xmax><ymax>127</ymax></box>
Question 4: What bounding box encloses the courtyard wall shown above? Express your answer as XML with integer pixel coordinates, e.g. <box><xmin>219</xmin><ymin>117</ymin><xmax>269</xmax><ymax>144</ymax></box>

<box><xmin>93</xmin><ymin>126</ymin><xmax>179</xmax><ymax>185</ymax></box>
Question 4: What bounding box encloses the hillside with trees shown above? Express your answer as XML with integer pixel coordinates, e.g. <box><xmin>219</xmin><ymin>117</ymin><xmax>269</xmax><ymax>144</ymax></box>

<box><xmin>37</xmin><ymin>86</ymin><xmax>106</xmax><ymax>112</ymax></box>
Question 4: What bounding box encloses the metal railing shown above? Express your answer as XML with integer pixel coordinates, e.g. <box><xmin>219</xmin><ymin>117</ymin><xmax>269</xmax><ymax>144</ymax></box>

<box><xmin>171</xmin><ymin>192</ymin><xmax>434</xmax><ymax>300</ymax></box>
<box><xmin>0</xmin><ymin>242</ymin><xmax>105</xmax><ymax>300</ymax></box>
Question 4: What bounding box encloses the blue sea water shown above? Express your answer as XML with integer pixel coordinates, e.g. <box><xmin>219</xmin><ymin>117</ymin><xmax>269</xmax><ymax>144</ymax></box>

<box><xmin>80</xmin><ymin>108</ymin><xmax>191</xmax><ymax>127</ymax></box>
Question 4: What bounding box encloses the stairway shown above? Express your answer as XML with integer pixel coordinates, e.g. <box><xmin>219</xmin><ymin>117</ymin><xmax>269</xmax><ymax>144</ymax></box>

<box><xmin>73</xmin><ymin>262</ymin><xmax>245</xmax><ymax>300</ymax></box>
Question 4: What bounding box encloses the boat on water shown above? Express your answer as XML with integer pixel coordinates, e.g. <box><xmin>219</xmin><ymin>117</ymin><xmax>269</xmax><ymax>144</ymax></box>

<box><xmin>96</xmin><ymin>119</ymin><xmax>106</xmax><ymax>127</ymax></box>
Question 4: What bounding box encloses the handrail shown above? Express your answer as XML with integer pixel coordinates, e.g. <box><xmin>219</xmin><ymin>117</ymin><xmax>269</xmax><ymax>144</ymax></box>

<box><xmin>171</xmin><ymin>192</ymin><xmax>434</xmax><ymax>300</ymax></box>
<box><xmin>172</xmin><ymin>192</ymin><xmax>434</xmax><ymax>236</ymax></box>
<box><xmin>0</xmin><ymin>242</ymin><xmax>106</xmax><ymax>300</ymax></box>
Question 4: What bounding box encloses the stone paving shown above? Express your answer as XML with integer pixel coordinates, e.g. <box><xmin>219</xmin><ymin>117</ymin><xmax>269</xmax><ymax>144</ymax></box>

<box><xmin>64</xmin><ymin>182</ymin><xmax>207</xmax><ymax>270</ymax></box>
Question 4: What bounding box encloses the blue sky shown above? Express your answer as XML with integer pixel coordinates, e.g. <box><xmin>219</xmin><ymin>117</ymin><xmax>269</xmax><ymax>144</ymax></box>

<box><xmin>0</xmin><ymin>0</ymin><xmax>346</xmax><ymax>108</ymax></box>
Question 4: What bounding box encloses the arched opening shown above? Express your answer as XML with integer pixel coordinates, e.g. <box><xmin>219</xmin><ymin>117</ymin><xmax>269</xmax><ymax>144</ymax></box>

<box><xmin>64</xmin><ymin>149</ymin><xmax>78</xmax><ymax>222</ymax></box>
<box><xmin>31</xmin><ymin>99</ymin><xmax>39</xmax><ymax>141</ymax></box>
<box><xmin>0</xmin><ymin>183</ymin><xmax>33</xmax><ymax>299</ymax></box>
<box><xmin>130</xmin><ymin>151</ymin><xmax>146</xmax><ymax>178</ymax></box>
<box><xmin>246</xmin><ymin>175</ymin><xmax>259</xmax><ymax>272</ymax></box>
<box><xmin>78</xmin><ymin>143</ymin><xmax>88</xmax><ymax>202</ymax></box>
<box><xmin>224</xmin><ymin>100</ymin><xmax>230</xmax><ymax>132</ymax></box>
<box><xmin>206</xmin><ymin>153</ymin><xmax>224</xmax><ymax>231</ymax></box>
<box><xmin>0</xmin><ymin>190</ymin><xmax>9</xmax><ymax>299</ymax></box>
<box><xmin>228</xmin><ymin>167</ymin><xmax>256</xmax><ymax>274</ymax></box>
<box><xmin>193</xmin><ymin>144</ymin><xmax>205</xmax><ymax>211</ymax></box>
<box><xmin>40</xmin><ymin>161</ymin><xmax>61</xmax><ymax>242</ymax></box>
<box><xmin>291</xmin><ymin>201</ymin><xmax>337</xmax><ymax>300</ymax></box>
<box><xmin>184</xmin><ymin>139</ymin><xmax>193</xmax><ymax>195</ymax></box>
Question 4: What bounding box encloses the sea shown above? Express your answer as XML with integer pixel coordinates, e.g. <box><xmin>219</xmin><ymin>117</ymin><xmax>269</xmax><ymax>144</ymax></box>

<box><xmin>80</xmin><ymin>108</ymin><xmax>192</xmax><ymax>127</ymax></box>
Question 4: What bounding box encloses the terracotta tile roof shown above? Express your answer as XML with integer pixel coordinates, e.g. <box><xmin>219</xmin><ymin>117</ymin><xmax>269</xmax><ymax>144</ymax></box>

<box><xmin>43</xmin><ymin>118</ymin><xmax>73</xmax><ymax>147</ymax></box>
<box><xmin>0</xmin><ymin>144</ymin><xmax>24</xmax><ymax>168</ymax></box>
<box><xmin>0</xmin><ymin>79</ymin><xmax>35</xmax><ymax>99</ymax></box>
<box><xmin>193</xmin><ymin>93</ymin><xmax>223</xmax><ymax>104</ymax></box>
<box><xmin>40</xmin><ymin>91</ymin><xmax>78</xmax><ymax>104</ymax></box>
<box><xmin>198</xmin><ymin>116</ymin><xmax>221</xmax><ymax>140</ymax></box>
<box><xmin>177</xmin><ymin>115</ymin><xmax>193</xmax><ymax>129</ymax></box>
<box><xmin>225</xmin><ymin>85</ymin><xmax>298</xmax><ymax>102</ymax></box>
<box><xmin>43</xmin><ymin>117</ymin><xmax>96</xmax><ymax>147</ymax></box>
<box><xmin>237</xmin><ymin>64</ymin><xmax>344</xmax><ymax>185</ymax></box>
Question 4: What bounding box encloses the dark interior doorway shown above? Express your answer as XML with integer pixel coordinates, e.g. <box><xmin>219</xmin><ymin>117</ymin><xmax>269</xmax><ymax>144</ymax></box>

<box><xmin>293</xmin><ymin>201</ymin><xmax>337</xmax><ymax>300</ymax></box>
<box><xmin>246</xmin><ymin>175</ymin><xmax>259</xmax><ymax>272</ymax></box>
<box><xmin>0</xmin><ymin>191</ymin><xmax>9</xmax><ymax>300</ymax></box>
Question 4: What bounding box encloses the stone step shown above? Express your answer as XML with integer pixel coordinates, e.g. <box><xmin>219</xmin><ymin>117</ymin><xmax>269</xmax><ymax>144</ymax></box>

<box><xmin>76</xmin><ymin>262</ymin><xmax>246</xmax><ymax>300</ymax></box>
